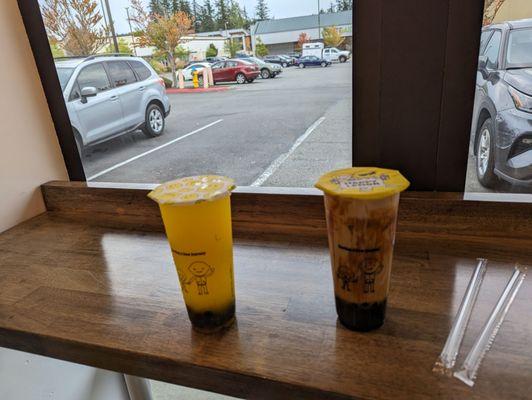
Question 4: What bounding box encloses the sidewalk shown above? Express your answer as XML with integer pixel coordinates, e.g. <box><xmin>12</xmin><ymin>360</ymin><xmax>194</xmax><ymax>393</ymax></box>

<box><xmin>261</xmin><ymin>95</ymin><xmax>352</xmax><ymax>187</ymax></box>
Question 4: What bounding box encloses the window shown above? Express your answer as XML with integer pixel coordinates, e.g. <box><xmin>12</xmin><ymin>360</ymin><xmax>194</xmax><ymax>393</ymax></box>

<box><xmin>106</xmin><ymin>61</ymin><xmax>137</xmax><ymax>87</ymax></box>
<box><xmin>506</xmin><ymin>28</ymin><xmax>532</xmax><ymax>66</ymax></box>
<box><xmin>57</xmin><ymin>67</ymin><xmax>74</xmax><ymax>90</ymax></box>
<box><xmin>465</xmin><ymin>4</ymin><xmax>532</xmax><ymax>202</ymax></box>
<box><xmin>129</xmin><ymin>60</ymin><xmax>151</xmax><ymax>81</ymax></box>
<box><xmin>32</xmin><ymin>0</ymin><xmax>352</xmax><ymax>188</ymax></box>
<box><xmin>76</xmin><ymin>63</ymin><xmax>111</xmax><ymax>93</ymax></box>
<box><xmin>483</xmin><ymin>30</ymin><xmax>501</xmax><ymax>69</ymax></box>
<box><xmin>479</xmin><ymin>30</ymin><xmax>493</xmax><ymax>53</ymax></box>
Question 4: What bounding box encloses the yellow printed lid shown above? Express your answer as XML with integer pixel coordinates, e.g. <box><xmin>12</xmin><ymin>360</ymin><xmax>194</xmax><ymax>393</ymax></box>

<box><xmin>148</xmin><ymin>175</ymin><xmax>235</xmax><ymax>205</ymax></box>
<box><xmin>315</xmin><ymin>167</ymin><xmax>409</xmax><ymax>200</ymax></box>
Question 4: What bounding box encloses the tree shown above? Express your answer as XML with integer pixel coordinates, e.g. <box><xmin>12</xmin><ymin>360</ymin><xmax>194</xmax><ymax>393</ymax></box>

<box><xmin>206</xmin><ymin>43</ymin><xmax>218</xmax><ymax>57</ymax></box>
<box><xmin>296</xmin><ymin>32</ymin><xmax>311</xmax><ymax>50</ymax></box>
<box><xmin>483</xmin><ymin>0</ymin><xmax>507</xmax><ymax>25</ymax></box>
<box><xmin>41</xmin><ymin>0</ymin><xmax>107</xmax><ymax>56</ymax></box>
<box><xmin>191</xmin><ymin>0</ymin><xmax>200</xmax><ymax>31</ymax></box>
<box><xmin>335</xmin><ymin>0</ymin><xmax>353</xmax><ymax>11</ymax></box>
<box><xmin>323</xmin><ymin>26</ymin><xmax>344</xmax><ymax>47</ymax></box>
<box><xmin>105</xmin><ymin>38</ymin><xmax>132</xmax><ymax>54</ymax></box>
<box><xmin>198</xmin><ymin>0</ymin><xmax>216</xmax><ymax>32</ymax></box>
<box><xmin>130</xmin><ymin>0</ymin><xmax>193</xmax><ymax>88</ymax></box>
<box><xmin>224</xmin><ymin>38</ymin><xmax>241</xmax><ymax>57</ymax></box>
<box><xmin>327</xmin><ymin>2</ymin><xmax>336</xmax><ymax>13</ymax></box>
<box><xmin>49</xmin><ymin>39</ymin><xmax>65</xmax><ymax>58</ymax></box>
<box><xmin>227</xmin><ymin>0</ymin><xmax>246</xmax><ymax>30</ymax></box>
<box><xmin>215</xmin><ymin>0</ymin><xmax>229</xmax><ymax>30</ymax></box>
<box><xmin>255</xmin><ymin>0</ymin><xmax>270</xmax><ymax>21</ymax></box>
<box><xmin>255</xmin><ymin>37</ymin><xmax>268</xmax><ymax>57</ymax></box>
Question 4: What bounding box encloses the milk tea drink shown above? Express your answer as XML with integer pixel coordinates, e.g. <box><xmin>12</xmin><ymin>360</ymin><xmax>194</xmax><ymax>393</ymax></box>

<box><xmin>316</xmin><ymin>168</ymin><xmax>409</xmax><ymax>331</ymax></box>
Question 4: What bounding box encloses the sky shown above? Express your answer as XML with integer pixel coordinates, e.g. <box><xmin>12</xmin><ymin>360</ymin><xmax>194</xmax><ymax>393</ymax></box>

<box><xmin>104</xmin><ymin>0</ymin><xmax>325</xmax><ymax>34</ymax></box>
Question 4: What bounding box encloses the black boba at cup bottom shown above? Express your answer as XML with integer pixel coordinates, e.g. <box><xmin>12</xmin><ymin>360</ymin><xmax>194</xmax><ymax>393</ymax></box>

<box><xmin>335</xmin><ymin>297</ymin><xmax>387</xmax><ymax>332</ymax></box>
<box><xmin>187</xmin><ymin>302</ymin><xmax>236</xmax><ymax>333</ymax></box>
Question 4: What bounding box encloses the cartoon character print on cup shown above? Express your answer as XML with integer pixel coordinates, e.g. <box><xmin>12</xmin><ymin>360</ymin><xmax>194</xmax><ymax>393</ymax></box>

<box><xmin>187</xmin><ymin>261</ymin><xmax>215</xmax><ymax>295</ymax></box>
<box><xmin>360</xmin><ymin>256</ymin><xmax>385</xmax><ymax>293</ymax></box>
<box><xmin>336</xmin><ymin>264</ymin><xmax>359</xmax><ymax>291</ymax></box>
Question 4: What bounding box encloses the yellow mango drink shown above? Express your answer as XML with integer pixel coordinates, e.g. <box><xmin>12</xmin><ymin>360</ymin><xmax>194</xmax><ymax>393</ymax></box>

<box><xmin>148</xmin><ymin>176</ymin><xmax>236</xmax><ymax>332</ymax></box>
<box><xmin>316</xmin><ymin>167</ymin><xmax>409</xmax><ymax>331</ymax></box>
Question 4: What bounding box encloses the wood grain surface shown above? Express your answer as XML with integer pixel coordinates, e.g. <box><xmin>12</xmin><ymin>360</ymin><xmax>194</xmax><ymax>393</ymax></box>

<box><xmin>42</xmin><ymin>181</ymin><xmax>532</xmax><ymax>249</ymax></box>
<box><xmin>0</xmin><ymin>213</ymin><xmax>530</xmax><ymax>399</ymax></box>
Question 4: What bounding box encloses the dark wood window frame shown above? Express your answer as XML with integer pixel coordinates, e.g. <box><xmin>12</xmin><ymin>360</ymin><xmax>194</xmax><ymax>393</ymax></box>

<box><xmin>18</xmin><ymin>0</ymin><xmax>484</xmax><ymax>191</ymax></box>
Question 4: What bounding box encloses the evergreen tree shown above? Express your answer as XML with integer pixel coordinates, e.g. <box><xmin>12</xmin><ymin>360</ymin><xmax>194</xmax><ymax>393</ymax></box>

<box><xmin>327</xmin><ymin>2</ymin><xmax>336</xmax><ymax>13</ymax></box>
<box><xmin>192</xmin><ymin>0</ymin><xmax>200</xmax><ymax>31</ymax></box>
<box><xmin>335</xmin><ymin>0</ymin><xmax>353</xmax><ymax>11</ymax></box>
<box><xmin>149</xmin><ymin>0</ymin><xmax>162</xmax><ymax>15</ymax></box>
<box><xmin>242</xmin><ymin>6</ymin><xmax>250</xmax><ymax>29</ymax></box>
<box><xmin>255</xmin><ymin>0</ymin><xmax>270</xmax><ymax>21</ymax></box>
<box><xmin>179</xmin><ymin>0</ymin><xmax>191</xmax><ymax>15</ymax></box>
<box><xmin>198</xmin><ymin>0</ymin><xmax>216</xmax><ymax>32</ymax></box>
<box><xmin>215</xmin><ymin>0</ymin><xmax>229</xmax><ymax>30</ymax></box>
<box><xmin>228</xmin><ymin>0</ymin><xmax>245</xmax><ymax>29</ymax></box>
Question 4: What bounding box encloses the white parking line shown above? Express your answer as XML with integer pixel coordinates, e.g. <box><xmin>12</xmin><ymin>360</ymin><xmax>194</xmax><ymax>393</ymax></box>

<box><xmin>251</xmin><ymin>116</ymin><xmax>326</xmax><ymax>187</ymax></box>
<box><xmin>87</xmin><ymin>119</ymin><xmax>223</xmax><ymax>181</ymax></box>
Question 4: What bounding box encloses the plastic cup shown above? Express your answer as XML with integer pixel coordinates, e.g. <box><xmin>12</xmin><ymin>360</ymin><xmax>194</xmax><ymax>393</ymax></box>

<box><xmin>148</xmin><ymin>176</ymin><xmax>236</xmax><ymax>332</ymax></box>
<box><xmin>316</xmin><ymin>167</ymin><xmax>409</xmax><ymax>331</ymax></box>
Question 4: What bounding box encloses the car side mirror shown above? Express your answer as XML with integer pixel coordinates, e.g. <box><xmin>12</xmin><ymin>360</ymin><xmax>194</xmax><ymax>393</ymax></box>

<box><xmin>80</xmin><ymin>86</ymin><xmax>97</xmax><ymax>104</ymax></box>
<box><xmin>478</xmin><ymin>55</ymin><xmax>488</xmax><ymax>71</ymax></box>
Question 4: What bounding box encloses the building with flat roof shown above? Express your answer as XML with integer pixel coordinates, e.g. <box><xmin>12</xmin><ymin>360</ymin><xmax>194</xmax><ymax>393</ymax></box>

<box><xmin>250</xmin><ymin>10</ymin><xmax>353</xmax><ymax>55</ymax></box>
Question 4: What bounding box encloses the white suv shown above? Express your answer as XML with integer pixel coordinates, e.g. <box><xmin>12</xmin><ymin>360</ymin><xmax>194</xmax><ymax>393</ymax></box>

<box><xmin>55</xmin><ymin>55</ymin><xmax>171</xmax><ymax>153</ymax></box>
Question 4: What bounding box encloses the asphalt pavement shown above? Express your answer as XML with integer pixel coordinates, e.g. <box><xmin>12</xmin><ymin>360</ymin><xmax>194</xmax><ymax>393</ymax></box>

<box><xmin>81</xmin><ymin>62</ymin><xmax>352</xmax><ymax>187</ymax></box>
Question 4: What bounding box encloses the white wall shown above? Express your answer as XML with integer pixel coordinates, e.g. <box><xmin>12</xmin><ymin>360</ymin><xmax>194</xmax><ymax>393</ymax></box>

<box><xmin>0</xmin><ymin>0</ymin><xmax>68</xmax><ymax>234</ymax></box>
<box><xmin>0</xmin><ymin>3</ymin><xmax>133</xmax><ymax>399</ymax></box>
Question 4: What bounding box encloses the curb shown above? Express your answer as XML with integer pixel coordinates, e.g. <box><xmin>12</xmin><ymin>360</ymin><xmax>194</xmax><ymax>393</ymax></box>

<box><xmin>166</xmin><ymin>86</ymin><xmax>232</xmax><ymax>94</ymax></box>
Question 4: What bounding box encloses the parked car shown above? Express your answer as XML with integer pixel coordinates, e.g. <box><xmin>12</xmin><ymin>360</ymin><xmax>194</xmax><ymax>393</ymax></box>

<box><xmin>247</xmin><ymin>57</ymin><xmax>282</xmax><ymax>79</ymax></box>
<box><xmin>471</xmin><ymin>19</ymin><xmax>532</xmax><ymax>188</ymax></box>
<box><xmin>182</xmin><ymin>62</ymin><xmax>211</xmax><ymax>80</ymax></box>
<box><xmin>302</xmin><ymin>43</ymin><xmax>350</xmax><ymax>63</ymax></box>
<box><xmin>279</xmin><ymin>54</ymin><xmax>297</xmax><ymax>66</ymax></box>
<box><xmin>207</xmin><ymin>59</ymin><xmax>260</xmax><ymax>84</ymax></box>
<box><xmin>234</xmin><ymin>53</ymin><xmax>252</xmax><ymax>59</ymax></box>
<box><xmin>55</xmin><ymin>54</ymin><xmax>170</xmax><ymax>154</ymax></box>
<box><xmin>264</xmin><ymin>55</ymin><xmax>290</xmax><ymax>67</ymax></box>
<box><xmin>205</xmin><ymin>56</ymin><xmax>227</xmax><ymax>63</ymax></box>
<box><xmin>297</xmin><ymin>56</ymin><xmax>331</xmax><ymax>68</ymax></box>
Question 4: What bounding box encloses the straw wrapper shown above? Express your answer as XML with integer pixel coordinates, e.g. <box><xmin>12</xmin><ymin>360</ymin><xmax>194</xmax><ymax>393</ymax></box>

<box><xmin>454</xmin><ymin>264</ymin><xmax>527</xmax><ymax>386</ymax></box>
<box><xmin>433</xmin><ymin>259</ymin><xmax>488</xmax><ymax>375</ymax></box>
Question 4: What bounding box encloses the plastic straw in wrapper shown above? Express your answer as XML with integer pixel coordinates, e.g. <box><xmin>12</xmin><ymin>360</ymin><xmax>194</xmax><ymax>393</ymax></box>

<box><xmin>454</xmin><ymin>264</ymin><xmax>527</xmax><ymax>387</ymax></box>
<box><xmin>433</xmin><ymin>258</ymin><xmax>488</xmax><ymax>375</ymax></box>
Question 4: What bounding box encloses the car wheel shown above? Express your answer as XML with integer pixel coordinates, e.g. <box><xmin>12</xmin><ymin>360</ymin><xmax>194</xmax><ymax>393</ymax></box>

<box><xmin>261</xmin><ymin>69</ymin><xmax>271</xmax><ymax>79</ymax></box>
<box><xmin>236</xmin><ymin>73</ymin><xmax>246</xmax><ymax>84</ymax></box>
<box><xmin>142</xmin><ymin>103</ymin><xmax>165</xmax><ymax>138</ymax></box>
<box><xmin>282</xmin><ymin>62</ymin><xmax>288</xmax><ymax>68</ymax></box>
<box><xmin>247</xmin><ymin>78</ymin><xmax>255</xmax><ymax>83</ymax></box>
<box><xmin>73</xmin><ymin>129</ymin><xmax>85</xmax><ymax>158</ymax></box>
<box><xmin>475</xmin><ymin>118</ymin><xmax>498</xmax><ymax>188</ymax></box>
<box><xmin>321</xmin><ymin>62</ymin><xmax>327</xmax><ymax>67</ymax></box>
<box><xmin>339</xmin><ymin>56</ymin><xmax>347</xmax><ymax>63</ymax></box>
<box><xmin>298</xmin><ymin>63</ymin><xmax>305</xmax><ymax>69</ymax></box>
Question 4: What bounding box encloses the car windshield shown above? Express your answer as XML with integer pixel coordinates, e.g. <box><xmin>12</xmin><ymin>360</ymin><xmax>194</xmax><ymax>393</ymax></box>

<box><xmin>56</xmin><ymin>67</ymin><xmax>75</xmax><ymax>90</ymax></box>
<box><xmin>249</xmin><ymin>57</ymin><xmax>265</xmax><ymax>65</ymax></box>
<box><xmin>506</xmin><ymin>28</ymin><xmax>532</xmax><ymax>68</ymax></box>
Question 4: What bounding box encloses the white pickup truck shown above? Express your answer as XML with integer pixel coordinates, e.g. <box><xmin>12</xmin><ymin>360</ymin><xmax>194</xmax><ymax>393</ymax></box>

<box><xmin>302</xmin><ymin>42</ymin><xmax>350</xmax><ymax>63</ymax></box>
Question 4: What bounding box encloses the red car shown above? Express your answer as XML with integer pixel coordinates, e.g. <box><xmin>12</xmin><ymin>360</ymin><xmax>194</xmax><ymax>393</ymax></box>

<box><xmin>209</xmin><ymin>59</ymin><xmax>260</xmax><ymax>84</ymax></box>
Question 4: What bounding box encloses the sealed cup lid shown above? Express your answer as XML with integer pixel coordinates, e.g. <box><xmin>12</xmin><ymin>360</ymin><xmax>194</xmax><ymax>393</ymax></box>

<box><xmin>148</xmin><ymin>175</ymin><xmax>235</xmax><ymax>205</ymax></box>
<box><xmin>315</xmin><ymin>167</ymin><xmax>409</xmax><ymax>200</ymax></box>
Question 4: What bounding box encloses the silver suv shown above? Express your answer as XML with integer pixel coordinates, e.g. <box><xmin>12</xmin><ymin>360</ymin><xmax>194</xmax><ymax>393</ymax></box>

<box><xmin>55</xmin><ymin>55</ymin><xmax>171</xmax><ymax>153</ymax></box>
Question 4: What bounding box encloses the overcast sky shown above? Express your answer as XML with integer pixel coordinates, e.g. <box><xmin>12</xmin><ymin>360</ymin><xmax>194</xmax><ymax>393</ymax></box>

<box><xmin>103</xmin><ymin>0</ymin><xmax>325</xmax><ymax>34</ymax></box>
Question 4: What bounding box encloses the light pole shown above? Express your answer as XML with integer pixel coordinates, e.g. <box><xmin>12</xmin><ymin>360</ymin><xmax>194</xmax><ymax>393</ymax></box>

<box><xmin>126</xmin><ymin>7</ymin><xmax>137</xmax><ymax>56</ymax></box>
<box><xmin>317</xmin><ymin>0</ymin><xmax>321</xmax><ymax>40</ymax></box>
<box><xmin>103</xmin><ymin>0</ymin><xmax>119</xmax><ymax>53</ymax></box>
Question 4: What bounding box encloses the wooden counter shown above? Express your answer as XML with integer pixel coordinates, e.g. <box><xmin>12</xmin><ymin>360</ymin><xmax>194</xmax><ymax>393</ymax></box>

<box><xmin>0</xmin><ymin>183</ymin><xmax>531</xmax><ymax>399</ymax></box>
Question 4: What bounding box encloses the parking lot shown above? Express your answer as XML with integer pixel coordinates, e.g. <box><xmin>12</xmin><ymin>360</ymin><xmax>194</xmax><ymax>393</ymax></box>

<box><xmin>81</xmin><ymin>61</ymin><xmax>352</xmax><ymax>187</ymax></box>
